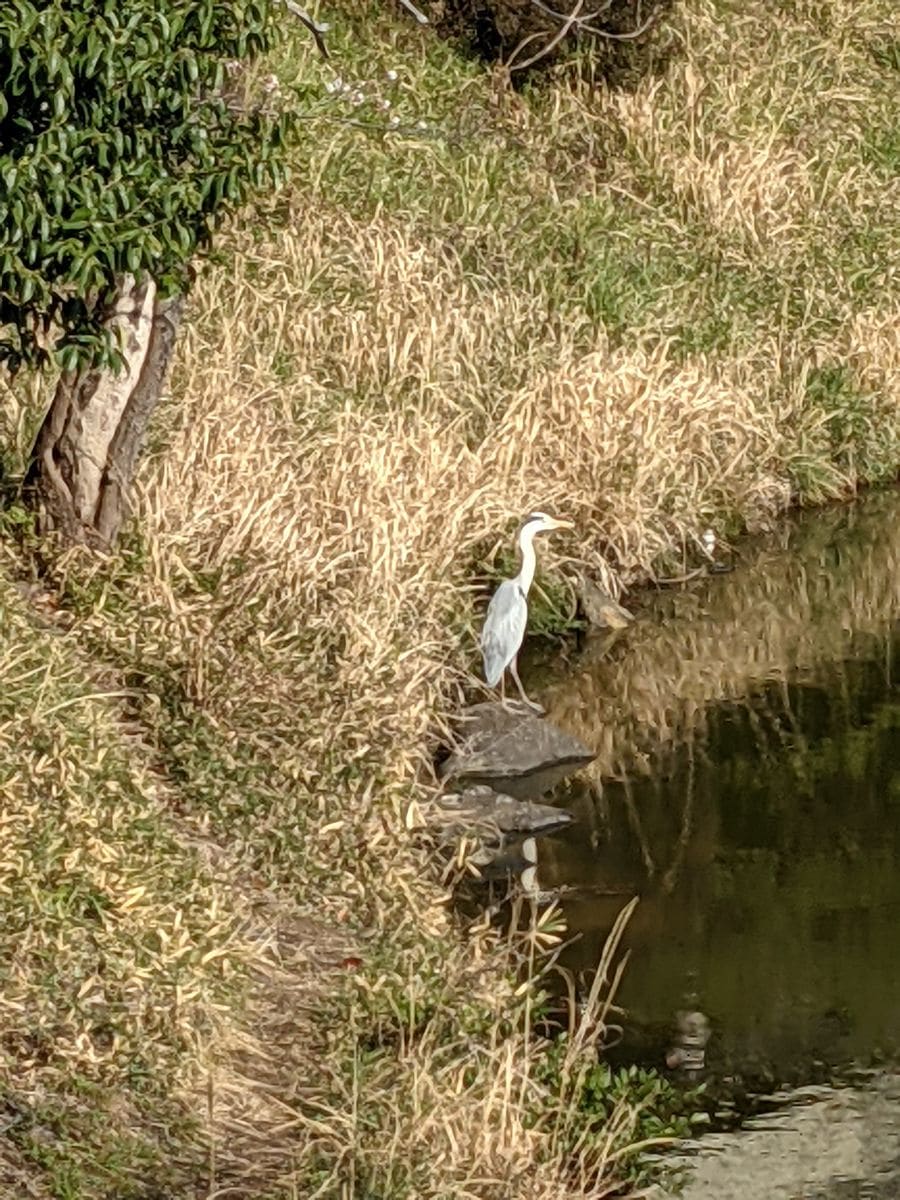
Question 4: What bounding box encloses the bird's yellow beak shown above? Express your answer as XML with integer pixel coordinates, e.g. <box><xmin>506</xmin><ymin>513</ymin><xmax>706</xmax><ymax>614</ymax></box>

<box><xmin>550</xmin><ymin>517</ymin><xmax>574</xmax><ymax>531</ymax></box>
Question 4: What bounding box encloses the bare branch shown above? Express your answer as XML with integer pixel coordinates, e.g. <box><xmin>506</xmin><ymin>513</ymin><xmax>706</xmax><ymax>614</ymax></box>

<box><xmin>510</xmin><ymin>0</ymin><xmax>659</xmax><ymax>73</ymax></box>
<box><xmin>572</xmin><ymin>9</ymin><xmax>657</xmax><ymax>41</ymax></box>
<box><xmin>508</xmin><ymin>0</ymin><xmax>585</xmax><ymax>73</ymax></box>
<box><xmin>281</xmin><ymin>0</ymin><xmax>331</xmax><ymax>57</ymax></box>
<box><xmin>529</xmin><ymin>0</ymin><xmax>614</xmax><ymax>24</ymax></box>
<box><xmin>281</xmin><ymin>0</ymin><xmax>428</xmax><ymax>59</ymax></box>
<box><xmin>396</xmin><ymin>0</ymin><xmax>430</xmax><ymax>24</ymax></box>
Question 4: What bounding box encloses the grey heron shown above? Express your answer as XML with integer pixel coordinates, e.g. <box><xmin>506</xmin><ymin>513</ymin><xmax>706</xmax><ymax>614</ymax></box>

<box><xmin>480</xmin><ymin>511</ymin><xmax>574</xmax><ymax>712</ymax></box>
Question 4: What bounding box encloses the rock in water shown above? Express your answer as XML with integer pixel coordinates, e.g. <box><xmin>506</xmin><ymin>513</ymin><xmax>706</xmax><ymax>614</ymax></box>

<box><xmin>435</xmin><ymin>784</ymin><xmax>573</xmax><ymax>837</ymax></box>
<box><xmin>439</xmin><ymin>702</ymin><xmax>595</xmax><ymax>799</ymax></box>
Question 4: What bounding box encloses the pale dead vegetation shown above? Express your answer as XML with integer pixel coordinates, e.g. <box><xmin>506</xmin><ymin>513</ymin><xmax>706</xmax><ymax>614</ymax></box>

<box><xmin>145</xmin><ymin>215</ymin><xmax>800</xmax><ymax>783</ymax></box>
<box><xmin>112</xmin><ymin>195</ymin><xmax>892</xmax><ymax>1189</ymax></box>
<box><xmin>844</xmin><ymin>307</ymin><xmax>900</xmax><ymax>403</ymax></box>
<box><xmin>280</xmin><ymin>900</ymin><xmax>641</xmax><ymax>1200</ymax></box>
<box><xmin>603</xmin><ymin>0</ymin><xmax>899</xmax><ymax>264</ymax></box>
<box><xmin>0</xmin><ymin>578</ymin><xmax>257</xmax><ymax>1188</ymax></box>
<box><xmin>486</xmin><ymin>340</ymin><xmax>790</xmax><ymax>562</ymax></box>
<box><xmin>609</xmin><ymin>73</ymin><xmax>816</xmax><ymax>248</ymax></box>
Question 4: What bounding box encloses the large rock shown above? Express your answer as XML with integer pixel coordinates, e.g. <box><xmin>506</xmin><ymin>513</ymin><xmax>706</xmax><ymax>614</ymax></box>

<box><xmin>435</xmin><ymin>784</ymin><xmax>573</xmax><ymax>838</ymax></box>
<box><xmin>439</xmin><ymin>702</ymin><xmax>595</xmax><ymax>799</ymax></box>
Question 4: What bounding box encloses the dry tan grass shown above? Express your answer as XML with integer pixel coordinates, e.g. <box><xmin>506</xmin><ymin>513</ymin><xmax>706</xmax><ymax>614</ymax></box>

<box><xmin>0</xmin><ymin>578</ymin><xmax>256</xmax><ymax>1188</ymax></box>
<box><xmin>110</xmin><ymin>195</ymin><xmax>892</xmax><ymax>1189</ymax></box>
<box><xmin>269</xmin><ymin>899</ymin><xmax>644</xmax><ymax>1200</ymax></box>
<box><xmin>609</xmin><ymin>73</ymin><xmax>816</xmax><ymax>248</ymax></box>
<box><xmin>844</xmin><ymin>308</ymin><xmax>900</xmax><ymax>404</ymax></box>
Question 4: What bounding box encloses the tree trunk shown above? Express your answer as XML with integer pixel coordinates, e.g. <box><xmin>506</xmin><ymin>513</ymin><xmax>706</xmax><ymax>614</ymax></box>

<box><xmin>25</xmin><ymin>276</ymin><xmax>183</xmax><ymax>547</ymax></box>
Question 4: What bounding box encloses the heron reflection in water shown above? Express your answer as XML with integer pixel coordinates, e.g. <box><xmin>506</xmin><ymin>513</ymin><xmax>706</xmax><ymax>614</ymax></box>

<box><xmin>480</xmin><ymin>512</ymin><xmax>574</xmax><ymax>712</ymax></box>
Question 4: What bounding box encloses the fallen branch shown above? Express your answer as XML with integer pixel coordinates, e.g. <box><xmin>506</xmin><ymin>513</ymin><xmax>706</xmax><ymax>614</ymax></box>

<box><xmin>509</xmin><ymin>0</ymin><xmax>659</xmax><ymax>73</ymax></box>
<box><xmin>397</xmin><ymin>0</ymin><xmax>430</xmax><ymax>24</ymax></box>
<box><xmin>508</xmin><ymin>0</ymin><xmax>585</xmax><ymax>73</ymax></box>
<box><xmin>531</xmin><ymin>0</ymin><xmax>657</xmax><ymax>39</ymax></box>
<box><xmin>280</xmin><ymin>0</ymin><xmax>429</xmax><ymax>60</ymax></box>
<box><xmin>281</xmin><ymin>0</ymin><xmax>331</xmax><ymax>57</ymax></box>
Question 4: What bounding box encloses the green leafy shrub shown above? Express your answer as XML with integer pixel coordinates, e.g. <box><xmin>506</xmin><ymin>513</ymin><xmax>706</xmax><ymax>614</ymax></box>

<box><xmin>0</xmin><ymin>0</ymin><xmax>294</xmax><ymax>372</ymax></box>
<box><xmin>534</xmin><ymin>1046</ymin><xmax>707</xmax><ymax>1185</ymax></box>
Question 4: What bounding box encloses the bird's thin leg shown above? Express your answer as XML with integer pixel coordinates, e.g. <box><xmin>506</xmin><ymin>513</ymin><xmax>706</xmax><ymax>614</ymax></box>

<box><xmin>510</xmin><ymin>656</ymin><xmax>544</xmax><ymax>714</ymax></box>
<box><xmin>498</xmin><ymin>671</ymin><xmax>519</xmax><ymax>714</ymax></box>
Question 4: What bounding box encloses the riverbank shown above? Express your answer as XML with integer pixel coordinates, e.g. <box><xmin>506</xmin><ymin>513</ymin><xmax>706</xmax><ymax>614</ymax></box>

<box><xmin>0</xmin><ymin>0</ymin><xmax>898</xmax><ymax>1194</ymax></box>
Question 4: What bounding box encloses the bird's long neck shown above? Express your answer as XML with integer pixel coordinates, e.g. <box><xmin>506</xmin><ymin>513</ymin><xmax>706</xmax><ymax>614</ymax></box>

<box><xmin>515</xmin><ymin>524</ymin><xmax>539</xmax><ymax>596</ymax></box>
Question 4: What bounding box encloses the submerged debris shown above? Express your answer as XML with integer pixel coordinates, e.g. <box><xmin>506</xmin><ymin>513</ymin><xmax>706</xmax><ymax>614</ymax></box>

<box><xmin>576</xmin><ymin>574</ymin><xmax>635</xmax><ymax>630</ymax></box>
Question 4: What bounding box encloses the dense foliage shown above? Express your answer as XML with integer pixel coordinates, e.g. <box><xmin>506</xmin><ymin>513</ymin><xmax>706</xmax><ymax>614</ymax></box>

<box><xmin>0</xmin><ymin>0</ymin><xmax>292</xmax><ymax>372</ymax></box>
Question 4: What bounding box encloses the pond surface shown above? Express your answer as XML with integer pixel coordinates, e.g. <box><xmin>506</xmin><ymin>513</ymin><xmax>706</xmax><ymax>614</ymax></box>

<box><xmin>526</xmin><ymin>489</ymin><xmax>900</xmax><ymax>1196</ymax></box>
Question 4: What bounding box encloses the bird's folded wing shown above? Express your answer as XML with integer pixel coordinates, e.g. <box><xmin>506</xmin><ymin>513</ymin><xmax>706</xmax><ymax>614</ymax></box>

<box><xmin>480</xmin><ymin>580</ymin><xmax>528</xmax><ymax>685</ymax></box>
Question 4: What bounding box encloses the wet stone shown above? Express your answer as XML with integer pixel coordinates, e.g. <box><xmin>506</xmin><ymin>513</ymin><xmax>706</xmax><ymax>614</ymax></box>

<box><xmin>435</xmin><ymin>784</ymin><xmax>573</xmax><ymax>838</ymax></box>
<box><xmin>439</xmin><ymin>702</ymin><xmax>595</xmax><ymax>799</ymax></box>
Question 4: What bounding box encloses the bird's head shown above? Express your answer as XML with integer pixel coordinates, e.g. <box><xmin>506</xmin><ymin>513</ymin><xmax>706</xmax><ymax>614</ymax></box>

<box><xmin>522</xmin><ymin>511</ymin><xmax>575</xmax><ymax>534</ymax></box>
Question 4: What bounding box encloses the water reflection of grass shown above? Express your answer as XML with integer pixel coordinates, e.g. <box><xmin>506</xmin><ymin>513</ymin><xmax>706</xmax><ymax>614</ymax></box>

<box><xmin>541</xmin><ymin>492</ymin><xmax>900</xmax><ymax>780</ymax></box>
<box><xmin>538</xmin><ymin>495</ymin><xmax>900</xmax><ymax>1084</ymax></box>
<box><xmin>545</xmin><ymin>684</ymin><xmax>900</xmax><ymax>1085</ymax></box>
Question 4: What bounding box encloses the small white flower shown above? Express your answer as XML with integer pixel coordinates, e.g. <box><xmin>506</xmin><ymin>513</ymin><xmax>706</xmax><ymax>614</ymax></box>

<box><xmin>378</xmin><ymin>98</ymin><xmax>391</xmax><ymax>111</ymax></box>
<box><xmin>385</xmin><ymin>68</ymin><xmax>398</xmax><ymax>82</ymax></box>
<box><xmin>388</xmin><ymin>114</ymin><xmax>400</xmax><ymax>127</ymax></box>
<box><xmin>341</xmin><ymin>81</ymin><xmax>353</xmax><ymax>94</ymax></box>
<box><xmin>351</xmin><ymin>90</ymin><xmax>365</xmax><ymax>106</ymax></box>
<box><xmin>701</xmin><ymin>528</ymin><xmax>716</xmax><ymax>555</ymax></box>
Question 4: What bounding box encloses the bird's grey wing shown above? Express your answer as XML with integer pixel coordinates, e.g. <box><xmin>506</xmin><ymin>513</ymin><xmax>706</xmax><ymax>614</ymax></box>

<box><xmin>480</xmin><ymin>580</ymin><xmax>528</xmax><ymax>686</ymax></box>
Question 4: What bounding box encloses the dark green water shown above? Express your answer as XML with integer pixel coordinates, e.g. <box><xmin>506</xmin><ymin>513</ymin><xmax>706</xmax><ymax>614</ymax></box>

<box><xmin>527</xmin><ymin>490</ymin><xmax>900</xmax><ymax>1194</ymax></box>
<box><xmin>548</xmin><ymin>655</ymin><xmax>900</xmax><ymax>1078</ymax></box>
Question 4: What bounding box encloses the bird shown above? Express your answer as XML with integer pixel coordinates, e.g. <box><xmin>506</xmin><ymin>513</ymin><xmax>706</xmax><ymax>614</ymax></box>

<box><xmin>480</xmin><ymin>511</ymin><xmax>574</xmax><ymax>713</ymax></box>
